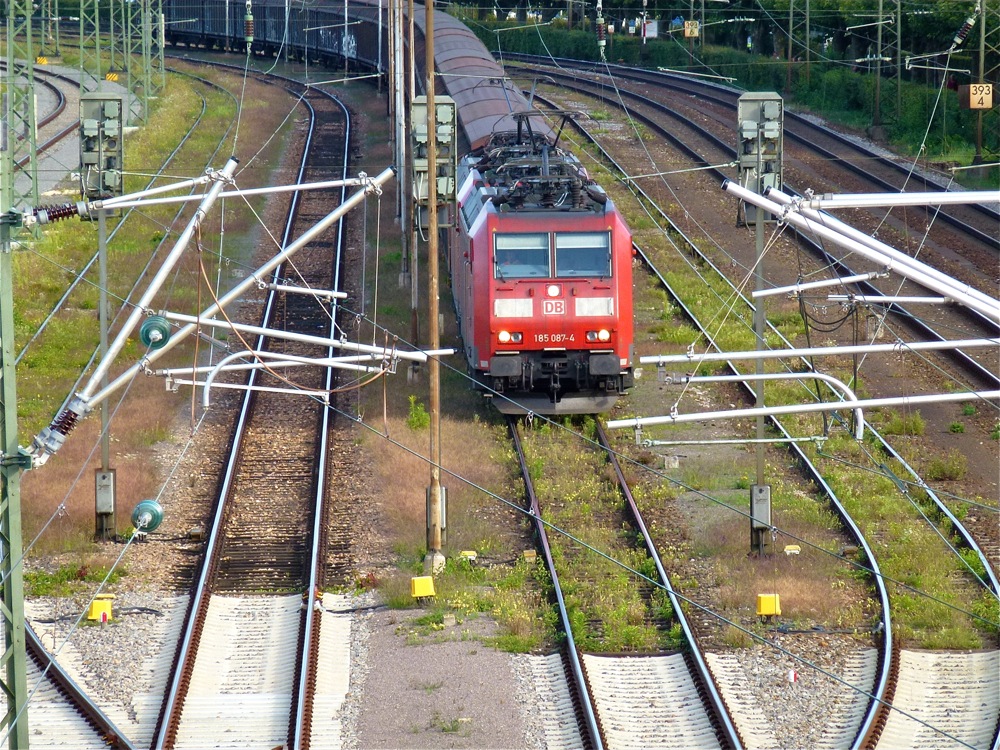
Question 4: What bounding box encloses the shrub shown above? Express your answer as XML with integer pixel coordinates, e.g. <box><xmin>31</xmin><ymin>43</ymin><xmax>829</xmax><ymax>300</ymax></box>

<box><xmin>879</xmin><ymin>409</ymin><xmax>925</xmax><ymax>436</ymax></box>
<box><xmin>406</xmin><ymin>394</ymin><xmax>430</xmax><ymax>430</ymax></box>
<box><xmin>925</xmin><ymin>451</ymin><xmax>966</xmax><ymax>481</ymax></box>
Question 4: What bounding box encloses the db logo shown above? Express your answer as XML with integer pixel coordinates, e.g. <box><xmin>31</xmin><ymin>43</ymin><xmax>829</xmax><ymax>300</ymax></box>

<box><xmin>542</xmin><ymin>300</ymin><xmax>565</xmax><ymax>315</ymax></box>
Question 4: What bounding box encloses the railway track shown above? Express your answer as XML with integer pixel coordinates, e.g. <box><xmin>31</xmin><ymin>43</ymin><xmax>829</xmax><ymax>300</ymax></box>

<box><xmin>505</xmin><ymin>53</ymin><xmax>1000</xmax><ymax>256</ymax></box>
<box><xmin>8</xmin><ymin>26</ymin><xmax>996</xmax><ymax>750</ymax></box>
<box><xmin>521</xmin><ymin>72</ymin><xmax>998</xmax><ymax>748</ymax></box>
<box><xmin>528</xmin><ymin>69</ymin><xmax>999</xmax><ymax>558</ymax></box>
<box><xmin>17</xmin><ymin>66</ymin><xmax>230</xmax><ymax>373</ymax></box>
<box><xmin>516</xmin><ymin>59</ymin><xmax>1000</xmax><ymax>346</ymax></box>
<box><xmin>9</xmin><ymin>63</ymin><xmax>237</xmax><ymax>749</ymax></box>
<box><xmin>151</xmin><ymin>83</ymin><xmax>356</xmax><ymax>748</ymax></box>
<box><xmin>507</xmin><ymin>414</ymin><xmax>740</xmax><ymax>749</ymax></box>
<box><xmin>0</xmin><ymin>625</ymin><xmax>138</xmax><ymax>748</ymax></box>
<box><xmin>513</xmin><ymin>60</ymin><xmax>1000</xmax><ymax>389</ymax></box>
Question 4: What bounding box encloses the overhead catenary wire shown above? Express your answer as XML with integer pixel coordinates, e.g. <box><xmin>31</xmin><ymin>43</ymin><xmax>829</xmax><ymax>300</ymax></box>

<box><xmin>17</xmin><ymin>19</ymin><xmax>992</xmax><ymax>748</ymax></box>
<box><xmin>2</xmin><ymin>410</ymin><xmax>212</xmax><ymax>746</ymax></box>
<box><xmin>520</xmin><ymin>61</ymin><xmax>996</xmax><ymax>636</ymax></box>
<box><xmin>319</xmin><ymin>392</ymin><xmax>984</xmax><ymax>750</ymax></box>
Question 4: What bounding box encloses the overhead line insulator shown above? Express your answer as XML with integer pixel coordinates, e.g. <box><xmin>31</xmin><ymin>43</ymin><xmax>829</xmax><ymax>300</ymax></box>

<box><xmin>245</xmin><ymin>0</ymin><xmax>254</xmax><ymax>50</ymax></box>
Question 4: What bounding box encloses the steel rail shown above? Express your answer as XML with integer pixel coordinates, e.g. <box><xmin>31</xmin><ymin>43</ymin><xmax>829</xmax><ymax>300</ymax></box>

<box><xmin>24</xmin><ymin>626</ymin><xmax>137</xmax><ymax>749</ymax></box>
<box><xmin>17</xmin><ymin>68</ymin><xmax>229</xmax><ymax>368</ymax></box>
<box><xmin>523</xmin><ymin>66</ymin><xmax>1000</xmax><ymax>387</ymax></box>
<box><xmin>631</xmin><ymin>236</ymin><xmax>895</xmax><ymax>750</ymax></box>
<box><xmin>595</xmin><ymin>422</ymin><xmax>744</xmax><ymax>750</ymax></box>
<box><xmin>0</xmin><ymin>62</ymin><xmax>67</xmax><ymax>143</ymax></box>
<box><xmin>502</xmin><ymin>53</ymin><xmax>1000</xmax><ymax>246</ymax></box>
<box><xmin>293</xmin><ymin>84</ymin><xmax>352</xmax><ymax>750</ymax></box>
<box><xmin>506</xmin><ymin>416</ymin><xmax>604</xmax><ymax>750</ymax></box>
<box><xmin>548</xmin><ymin>83</ymin><xmax>996</xmax><ymax>748</ymax></box>
<box><xmin>530</xmin><ymin>89</ymin><xmax>893</xmax><ymax>749</ymax></box>
<box><xmin>150</xmin><ymin>80</ymin><xmax>337</xmax><ymax>750</ymax></box>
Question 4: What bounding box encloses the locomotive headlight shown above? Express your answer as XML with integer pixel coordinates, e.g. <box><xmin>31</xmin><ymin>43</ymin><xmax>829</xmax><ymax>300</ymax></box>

<box><xmin>510</xmin><ymin>332</ymin><xmax>523</xmax><ymax>343</ymax></box>
<box><xmin>497</xmin><ymin>330</ymin><xmax>523</xmax><ymax>344</ymax></box>
<box><xmin>498</xmin><ymin>330</ymin><xmax>512</xmax><ymax>344</ymax></box>
<box><xmin>546</xmin><ymin>284</ymin><xmax>561</xmax><ymax>297</ymax></box>
<box><xmin>586</xmin><ymin>329</ymin><xmax>612</xmax><ymax>343</ymax></box>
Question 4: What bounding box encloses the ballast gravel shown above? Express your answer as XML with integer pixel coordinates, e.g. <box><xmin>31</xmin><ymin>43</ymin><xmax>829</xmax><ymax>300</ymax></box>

<box><xmin>26</xmin><ymin>587</ymin><xmax>875</xmax><ymax>749</ymax></box>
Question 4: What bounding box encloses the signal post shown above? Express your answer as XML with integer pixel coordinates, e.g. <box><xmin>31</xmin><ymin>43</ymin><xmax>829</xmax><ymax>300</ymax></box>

<box><xmin>736</xmin><ymin>92</ymin><xmax>783</xmax><ymax>555</ymax></box>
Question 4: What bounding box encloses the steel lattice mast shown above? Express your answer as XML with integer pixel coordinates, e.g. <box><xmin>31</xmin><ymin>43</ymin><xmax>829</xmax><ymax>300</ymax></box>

<box><xmin>5</xmin><ymin>0</ymin><xmax>39</xmax><ymax>211</ymax></box>
<box><xmin>79</xmin><ymin>0</ymin><xmax>103</xmax><ymax>90</ymax></box>
<box><xmin>1</xmin><ymin>5</ymin><xmax>33</xmax><ymax>745</ymax></box>
<box><xmin>975</xmin><ymin>0</ymin><xmax>999</xmax><ymax>162</ymax></box>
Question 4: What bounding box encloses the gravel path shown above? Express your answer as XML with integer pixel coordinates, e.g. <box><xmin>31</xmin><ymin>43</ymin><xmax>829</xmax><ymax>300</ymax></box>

<box><xmin>345</xmin><ymin>598</ymin><xmax>545</xmax><ymax>749</ymax></box>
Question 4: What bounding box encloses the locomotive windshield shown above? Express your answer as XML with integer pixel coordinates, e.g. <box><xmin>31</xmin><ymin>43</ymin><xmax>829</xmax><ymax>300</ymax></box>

<box><xmin>555</xmin><ymin>232</ymin><xmax>611</xmax><ymax>278</ymax></box>
<box><xmin>494</xmin><ymin>231</ymin><xmax>613</xmax><ymax>279</ymax></box>
<box><xmin>495</xmin><ymin>233</ymin><xmax>550</xmax><ymax>278</ymax></box>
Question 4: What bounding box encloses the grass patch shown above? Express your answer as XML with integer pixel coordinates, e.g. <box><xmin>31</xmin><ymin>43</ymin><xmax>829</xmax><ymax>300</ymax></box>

<box><xmin>520</xmin><ymin>419</ymin><xmax>680</xmax><ymax>652</ymax></box>
<box><xmin>378</xmin><ymin>554</ymin><xmax>553</xmax><ymax>652</ymax></box>
<box><xmin>25</xmin><ymin>564</ymin><xmax>123</xmax><ymax>596</ymax></box>
<box><xmin>925</xmin><ymin>451</ymin><xmax>967</xmax><ymax>481</ymax></box>
<box><xmin>873</xmin><ymin>408</ymin><xmax>926</xmax><ymax>436</ymax></box>
<box><xmin>572</xmin><ymin>126</ymin><xmax>988</xmax><ymax>646</ymax></box>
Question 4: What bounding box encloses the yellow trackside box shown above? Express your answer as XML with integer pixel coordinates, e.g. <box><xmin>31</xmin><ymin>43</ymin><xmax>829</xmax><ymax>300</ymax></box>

<box><xmin>756</xmin><ymin>593</ymin><xmax>781</xmax><ymax>617</ymax></box>
<box><xmin>87</xmin><ymin>594</ymin><xmax>115</xmax><ymax>622</ymax></box>
<box><xmin>410</xmin><ymin>576</ymin><xmax>436</xmax><ymax>599</ymax></box>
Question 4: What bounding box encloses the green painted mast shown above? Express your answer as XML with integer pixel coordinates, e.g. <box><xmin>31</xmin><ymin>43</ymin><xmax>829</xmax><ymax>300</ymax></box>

<box><xmin>0</xmin><ymin>35</ymin><xmax>31</xmax><ymax>749</ymax></box>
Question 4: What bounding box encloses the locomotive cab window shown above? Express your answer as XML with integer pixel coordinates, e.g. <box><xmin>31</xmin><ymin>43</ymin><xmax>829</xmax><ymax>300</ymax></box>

<box><xmin>495</xmin><ymin>233</ymin><xmax>550</xmax><ymax>279</ymax></box>
<box><xmin>554</xmin><ymin>232</ymin><xmax>611</xmax><ymax>278</ymax></box>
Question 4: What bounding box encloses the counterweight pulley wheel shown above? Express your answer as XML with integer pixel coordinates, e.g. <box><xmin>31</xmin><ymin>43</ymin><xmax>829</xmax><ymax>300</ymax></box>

<box><xmin>139</xmin><ymin>315</ymin><xmax>171</xmax><ymax>349</ymax></box>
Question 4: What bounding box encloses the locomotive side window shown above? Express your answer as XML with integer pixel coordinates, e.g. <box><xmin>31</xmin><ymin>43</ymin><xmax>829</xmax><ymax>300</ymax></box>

<box><xmin>554</xmin><ymin>232</ymin><xmax>611</xmax><ymax>278</ymax></box>
<box><xmin>495</xmin><ymin>233</ymin><xmax>550</xmax><ymax>279</ymax></box>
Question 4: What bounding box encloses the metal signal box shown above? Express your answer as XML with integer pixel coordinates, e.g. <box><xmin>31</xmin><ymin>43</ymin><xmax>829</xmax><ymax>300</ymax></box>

<box><xmin>736</xmin><ymin>92</ymin><xmax>783</xmax><ymax>223</ymax></box>
<box><xmin>750</xmin><ymin>483</ymin><xmax>772</xmax><ymax>530</ymax></box>
<box><xmin>411</xmin><ymin>95</ymin><xmax>457</xmax><ymax>213</ymax></box>
<box><xmin>80</xmin><ymin>93</ymin><xmax>125</xmax><ymax>200</ymax></box>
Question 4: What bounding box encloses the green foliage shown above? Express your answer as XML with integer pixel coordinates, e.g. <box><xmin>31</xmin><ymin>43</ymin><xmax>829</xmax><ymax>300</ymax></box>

<box><xmin>925</xmin><ymin>451</ymin><xmax>967</xmax><ymax>481</ymax></box>
<box><xmin>721</xmin><ymin>625</ymin><xmax>754</xmax><ymax>648</ymax></box>
<box><xmin>137</xmin><ymin>423</ymin><xmax>171</xmax><ymax>445</ymax></box>
<box><xmin>877</xmin><ymin>409</ymin><xmax>926</xmax><ymax>436</ymax></box>
<box><xmin>957</xmin><ymin>548</ymin><xmax>987</xmax><ymax>581</ymax></box>
<box><xmin>971</xmin><ymin>593</ymin><xmax>1000</xmax><ymax>636</ymax></box>
<box><xmin>430</xmin><ymin>713</ymin><xmax>466</xmax><ymax>734</ymax></box>
<box><xmin>961</xmin><ymin>404</ymin><xmax>976</xmax><ymax>417</ymax></box>
<box><xmin>24</xmin><ymin>565</ymin><xmax>123</xmax><ymax>596</ymax></box>
<box><xmin>406</xmin><ymin>394</ymin><xmax>430</xmax><ymax>430</ymax></box>
<box><xmin>948</xmin><ymin>422</ymin><xmax>965</xmax><ymax>434</ymax></box>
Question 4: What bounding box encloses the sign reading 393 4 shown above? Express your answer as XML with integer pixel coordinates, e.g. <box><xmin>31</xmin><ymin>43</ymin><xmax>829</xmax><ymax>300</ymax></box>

<box><xmin>959</xmin><ymin>83</ymin><xmax>993</xmax><ymax>110</ymax></box>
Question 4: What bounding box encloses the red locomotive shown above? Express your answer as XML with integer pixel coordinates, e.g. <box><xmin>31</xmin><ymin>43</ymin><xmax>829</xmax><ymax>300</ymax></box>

<box><xmin>450</xmin><ymin>114</ymin><xmax>634</xmax><ymax>414</ymax></box>
<box><xmin>160</xmin><ymin>0</ymin><xmax>634</xmax><ymax>413</ymax></box>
